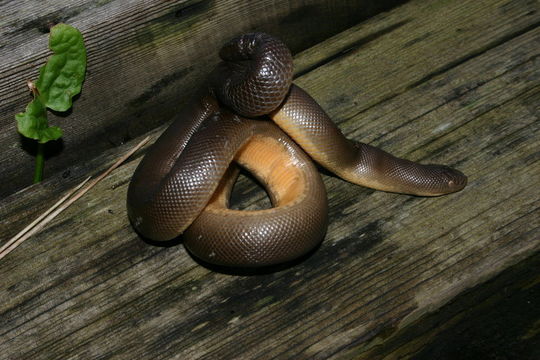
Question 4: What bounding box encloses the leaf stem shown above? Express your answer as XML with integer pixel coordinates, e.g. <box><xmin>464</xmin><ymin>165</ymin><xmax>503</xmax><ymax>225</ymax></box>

<box><xmin>0</xmin><ymin>135</ymin><xmax>150</xmax><ymax>261</ymax></box>
<box><xmin>33</xmin><ymin>142</ymin><xmax>45</xmax><ymax>183</ymax></box>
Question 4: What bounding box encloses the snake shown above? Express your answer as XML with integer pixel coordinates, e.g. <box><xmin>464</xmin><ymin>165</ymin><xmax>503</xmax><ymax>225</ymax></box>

<box><xmin>127</xmin><ymin>32</ymin><xmax>467</xmax><ymax>267</ymax></box>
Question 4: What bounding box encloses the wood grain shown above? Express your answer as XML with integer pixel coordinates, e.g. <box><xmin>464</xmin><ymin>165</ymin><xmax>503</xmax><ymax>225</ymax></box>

<box><xmin>0</xmin><ymin>0</ymin><xmax>405</xmax><ymax>199</ymax></box>
<box><xmin>0</xmin><ymin>0</ymin><xmax>539</xmax><ymax>359</ymax></box>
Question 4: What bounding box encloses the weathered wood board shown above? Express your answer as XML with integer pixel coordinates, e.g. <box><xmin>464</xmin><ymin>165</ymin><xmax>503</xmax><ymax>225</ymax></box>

<box><xmin>0</xmin><ymin>0</ymin><xmax>405</xmax><ymax>199</ymax></box>
<box><xmin>1</xmin><ymin>0</ymin><xmax>539</xmax><ymax>359</ymax></box>
<box><xmin>367</xmin><ymin>252</ymin><xmax>539</xmax><ymax>359</ymax></box>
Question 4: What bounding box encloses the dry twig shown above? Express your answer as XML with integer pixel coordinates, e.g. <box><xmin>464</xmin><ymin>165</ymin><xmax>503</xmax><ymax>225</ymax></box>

<box><xmin>0</xmin><ymin>136</ymin><xmax>150</xmax><ymax>261</ymax></box>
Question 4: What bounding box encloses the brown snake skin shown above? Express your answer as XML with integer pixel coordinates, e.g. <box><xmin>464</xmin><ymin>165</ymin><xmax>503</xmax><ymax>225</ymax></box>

<box><xmin>127</xmin><ymin>32</ymin><xmax>467</xmax><ymax>267</ymax></box>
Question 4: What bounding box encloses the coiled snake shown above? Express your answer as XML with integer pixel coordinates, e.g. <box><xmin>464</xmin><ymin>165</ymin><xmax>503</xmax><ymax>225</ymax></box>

<box><xmin>127</xmin><ymin>33</ymin><xmax>467</xmax><ymax>267</ymax></box>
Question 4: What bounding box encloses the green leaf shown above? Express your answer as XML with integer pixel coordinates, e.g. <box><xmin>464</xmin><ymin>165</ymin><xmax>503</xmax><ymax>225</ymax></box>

<box><xmin>15</xmin><ymin>24</ymin><xmax>86</xmax><ymax>144</ymax></box>
<box><xmin>16</xmin><ymin>97</ymin><xmax>63</xmax><ymax>143</ymax></box>
<box><xmin>35</xmin><ymin>23</ymin><xmax>87</xmax><ymax>112</ymax></box>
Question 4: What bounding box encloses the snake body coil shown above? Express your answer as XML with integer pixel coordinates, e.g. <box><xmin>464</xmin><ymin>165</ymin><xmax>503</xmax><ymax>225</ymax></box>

<box><xmin>127</xmin><ymin>33</ymin><xmax>467</xmax><ymax>267</ymax></box>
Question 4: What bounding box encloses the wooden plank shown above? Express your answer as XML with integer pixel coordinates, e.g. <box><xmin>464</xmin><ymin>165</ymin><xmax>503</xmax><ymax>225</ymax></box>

<box><xmin>0</xmin><ymin>0</ymin><xmax>539</xmax><ymax>359</ymax></box>
<box><xmin>349</xmin><ymin>252</ymin><xmax>540</xmax><ymax>359</ymax></box>
<box><xmin>0</xmin><ymin>0</ymin><xmax>405</xmax><ymax>199</ymax></box>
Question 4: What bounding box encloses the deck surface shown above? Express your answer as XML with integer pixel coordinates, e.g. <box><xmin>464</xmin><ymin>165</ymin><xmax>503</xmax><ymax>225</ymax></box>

<box><xmin>1</xmin><ymin>0</ymin><xmax>539</xmax><ymax>359</ymax></box>
<box><xmin>0</xmin><ymin>0</ymin><xmax>400</xmax><ymax>199</ymax></box>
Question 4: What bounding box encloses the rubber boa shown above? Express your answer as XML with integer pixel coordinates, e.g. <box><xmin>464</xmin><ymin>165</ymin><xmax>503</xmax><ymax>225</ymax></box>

<box><xmin>127</xmin><ymin>33</ymin><xmax>467</xmax><ymax>267</ymax></box>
